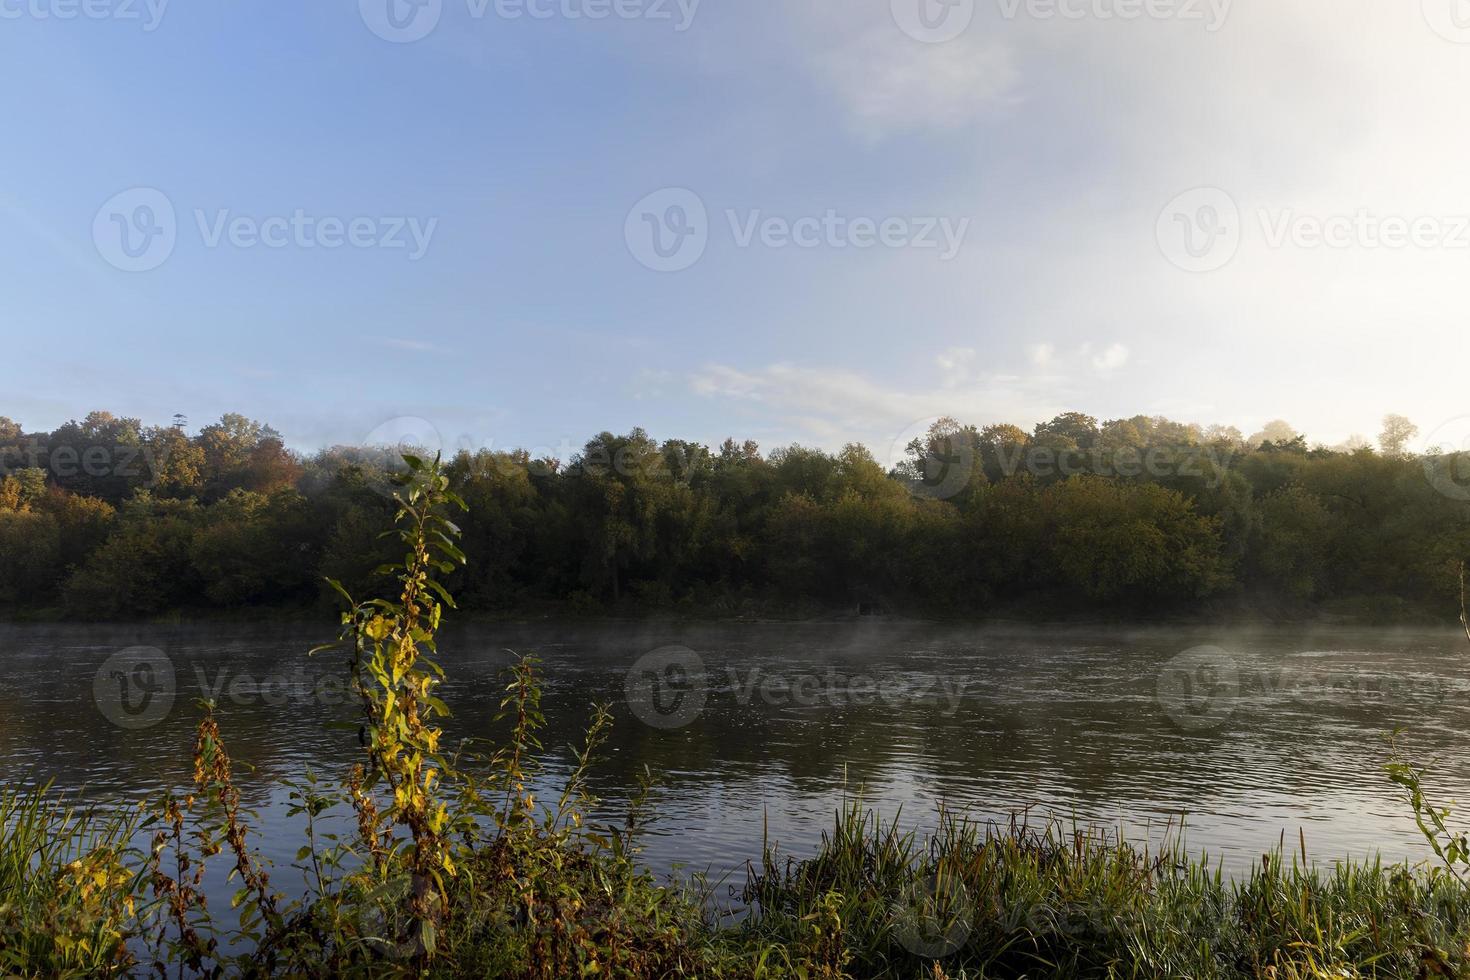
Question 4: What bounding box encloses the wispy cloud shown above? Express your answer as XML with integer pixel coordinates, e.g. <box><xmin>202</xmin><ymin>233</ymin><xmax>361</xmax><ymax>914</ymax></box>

<box><xmin>1090</xmin><ymin>343</ymin><xmax>1130</xmax><ymax>374</ymax></box>
<box><xmin>375</xmin><ymin>337</ymin><xmax>448</xmax><ymax>355</ymax></box>
<box><xmin>690</xmin><ymin>358</ymin><xmax>1066</xmax><ymax>459</ymax></box>
<box><xmin>936</xmin><ymin>347</ymin><xmax>978</xmax><ymax>387</ymax></box>
<box><xmin>811</xmin><ymin>25</ymin><xmax>1019</xmax><ymax>139</ymax></box>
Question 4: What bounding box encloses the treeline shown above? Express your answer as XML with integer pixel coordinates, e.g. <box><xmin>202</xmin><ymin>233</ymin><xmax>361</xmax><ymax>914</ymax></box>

<box><xmin>1</xmin><ymin>411</ymin><xmax>1467</xmax><ymax>620</ymax></box>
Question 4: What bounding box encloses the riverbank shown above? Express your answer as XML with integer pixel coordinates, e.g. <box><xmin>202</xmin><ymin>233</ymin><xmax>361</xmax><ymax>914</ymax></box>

<box><xmin>1</xmin><ymin>588</ymin><xmax>1459</xmax><ymax>629</ymax></box>
<box><xmin>7</xmin><ymin>461</ymin><xmax>1467</xmax><ymax>976</ymax></box>
<box><xmin>7</xmin><ymin>778</ymin><xmax>1470</xmax><ymax>978</ymax></box>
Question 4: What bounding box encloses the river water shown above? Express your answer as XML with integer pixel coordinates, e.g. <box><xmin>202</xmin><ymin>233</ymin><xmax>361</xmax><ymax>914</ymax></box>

<box><xmin>3</xmin><ymin>619</ymin><xmax>1468</xmax><ymax>895</ymax></box>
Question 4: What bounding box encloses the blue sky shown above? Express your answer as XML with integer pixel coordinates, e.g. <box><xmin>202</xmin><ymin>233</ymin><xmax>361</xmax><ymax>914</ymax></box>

<box><xmin>4</xmin><ymin>0</ymin><xmax>1469</xmax><ymax>464</ymax></box>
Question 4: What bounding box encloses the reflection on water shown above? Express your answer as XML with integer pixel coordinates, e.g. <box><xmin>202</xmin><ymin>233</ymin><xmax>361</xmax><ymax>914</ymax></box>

<box><xmin>3</xmin><ymin>619</ymin><xmax>1469</xmax><ymax>890</ymax></box>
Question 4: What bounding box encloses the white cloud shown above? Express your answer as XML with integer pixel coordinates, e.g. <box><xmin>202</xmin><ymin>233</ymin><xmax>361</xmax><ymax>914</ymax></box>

<box><xmin>1091</xmin><ymin>343</ymin><xmax>1129</xmax><ymax>374</ymax></box>
<box><xmin>811</xmin><ymin>26</ymin><xmax>1019</xmax><ymax>138</ymax></box>
<box><xmin>935</xmin><ymin>346</ymin><xmax>977</xmax><ymax>386</ymax></box>
<box><xmin>615</xmin><ymin>0</ymin><xmax>1470</xmax><ymax>445</ymax></box>
<box><xmin>689</xmin><ymin>358</ymin><xmax>1066</xmax><ymax>456</ymax></box>
<box><xmin>375</xmin><ymin>337</ymin><xmax>447</xmax><ymax>355</ymax></box>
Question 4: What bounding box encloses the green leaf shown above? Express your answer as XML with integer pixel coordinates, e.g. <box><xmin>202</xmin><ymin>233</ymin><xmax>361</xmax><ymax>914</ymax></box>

<box><xmin>324</xmin><ymin>578</ymin><xmax>354</xmax><ymax>605</ymax></box>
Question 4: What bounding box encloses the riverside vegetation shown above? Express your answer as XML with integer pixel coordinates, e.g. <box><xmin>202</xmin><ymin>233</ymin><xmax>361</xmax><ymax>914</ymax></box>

<box><xmin>3</xmin><ymin>457</ymin><xmax>1470</xmax><ymax>977</ymax></box>
<box><xmin>1</xmin><ymin>411</ymin><xmax>1469</xmax><ymax>621</ymax></box>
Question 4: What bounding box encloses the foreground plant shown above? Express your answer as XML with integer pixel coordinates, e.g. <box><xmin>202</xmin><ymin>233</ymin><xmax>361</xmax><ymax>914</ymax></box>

<box><xmin>0</xmin><ymin>786</ymin><xmax>145</xmax><ymax>978</ymax></box>
<box><xmin>320</xmin><ymin>452</ymin><xmax>470</xmax><ymax>962</ymax></box>
<box><xmin>4</xmin><ymin>459</ymin><xmax>1470</xmax><ymax>977</ymax></box>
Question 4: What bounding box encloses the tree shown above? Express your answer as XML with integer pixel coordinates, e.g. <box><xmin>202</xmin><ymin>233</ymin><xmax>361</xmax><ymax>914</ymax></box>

<box><xmin>44</xmin><ymin>412</ymin><xmax>146</xmax><ymax>502</ymax></box>
<box><xmin>0</xmin><ymin>511</ymin><xmax>61</xmax><ymax>605</ymax></box>
<box><xmin>445</xmin><ymin>450</ymin><xmax>541</xmax><ymax>607</ymax></box>
<box><xmin>977</xmin><ymin>424</ymin><xmax>1030</xmax><ymax>483</ymax></box>
<box><xmin>63</xmin><ymin>495</ymin><xmax>203</xmax><ymax>618</ymax></box>
<box><xmin>1040</xmin><ymin>476</ymin><xmax>1229</xmax><ymax>603</ymax></box>
<box><xmin>1248</xmin><ymin>419</ymin><xmax>1300</xmax><ymax>450</ymax></box>
<box><xmin>37</xmin><ymin>487</ymin><xmax>116</xmax><ymax>572</ymax></box>
<box><xmin>240</xmin><ymin>437</ymin><xmax>302</xmax><ymax>493</ymax></box>
<box><xmin>144</xmin><ymin>425</ymin><xmax>206</xmax><ymax>497</ymax></box>
<box><xmin>566</xmin><ymin>429</ymin><xmax>664</xmax><ymax>602</ymax></box>
<box><xmin>0</xmin><ymin>469</ymin><xmax>46</xmax><ymax>511</ymax></box>
<box><xmin>1033</xmin><ymin>412</ymin><xmax>1099</xmax><ymax>451</ymax></box>
<box><xmin>198</xmin><ymin>414</ymin><xmax>288</xmax><ymax>498</ymax></box>
<box><xmin>1250</xmin><ymin>486</ymin><xmax>1334</xmax><ymax>601</ymax></box>
<box><xmin>1379</xmin><ymin>414</ymin><xmax>1419</xmax><ymax>458</ymax></box>
<box><xmin>897</xmin><ymin>418</ymin><xmax>985</xmax><ymax>503</ymax></box>
<box><xmin>1202</xmin><ymin>424</ymin><xmax>1245</xmax><ymax>447</ymax></box>
<box><xmin>189</xmin><ymin>489</ymin><xmax>316</xmax><ymax>605</ymax></box>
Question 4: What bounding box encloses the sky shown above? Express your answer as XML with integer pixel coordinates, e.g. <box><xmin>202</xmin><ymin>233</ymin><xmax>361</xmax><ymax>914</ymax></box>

<box><xmin>3</xmin><ymin>0</ymin><xmax>1470</xmax><ymax>466</ymax></box>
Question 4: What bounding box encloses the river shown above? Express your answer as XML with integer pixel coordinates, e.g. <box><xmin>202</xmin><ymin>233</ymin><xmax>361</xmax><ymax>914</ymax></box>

<box><xmin>3</xmin><ymin>619</ymin><xmax>1468</xmax><ymax>897</ymax></box>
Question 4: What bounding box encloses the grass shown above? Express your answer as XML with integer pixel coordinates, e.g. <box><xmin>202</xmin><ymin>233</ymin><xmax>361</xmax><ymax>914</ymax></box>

<box><xmin>3</xmin><ymin>458</ymin><xmax>1468</xmax><ymax>977</ymax></box>
<box><xmin>0</xmin><ymin>785</ymin><xmax>147</xmax><ymax>977</ymax></box>
<box><xmin>4</xmin><ymin>783</ymin><xmax>1470</xmax><ymax>977</ymax></box>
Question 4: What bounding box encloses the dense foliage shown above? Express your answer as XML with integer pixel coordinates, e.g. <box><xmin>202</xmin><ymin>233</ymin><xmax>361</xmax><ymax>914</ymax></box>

<box><xmin>2</xmin><ymin>410</ymin><xmax>1468</xmax><ymax>619</ymax></box>
<box><xmin>4</xmin><ymin>462</ymin><xmax>1470</xmax><ymax>978</ymax></box>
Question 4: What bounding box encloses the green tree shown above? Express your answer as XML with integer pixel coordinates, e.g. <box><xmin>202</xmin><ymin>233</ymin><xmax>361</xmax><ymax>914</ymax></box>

<box><xmin>1379</xmin><ymin>414</ymin><xmax>1419</xmax><ymax>458</ymax></box>
<box><xmin>0</xmin><ymin>511</ymin><xmax>61</xmax><ymax>605</ymax></box>
<box><xmin>63</xmin><ymin>495</ymin><xmax>203</xmax><ymax>618</ymax></box>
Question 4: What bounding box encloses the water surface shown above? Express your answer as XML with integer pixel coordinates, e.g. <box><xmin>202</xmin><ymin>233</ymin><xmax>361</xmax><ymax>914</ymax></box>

<box><xmin>3</xmin><ymin>620</ymin><xmax>1468</xmax><ymax>895</ymax></box>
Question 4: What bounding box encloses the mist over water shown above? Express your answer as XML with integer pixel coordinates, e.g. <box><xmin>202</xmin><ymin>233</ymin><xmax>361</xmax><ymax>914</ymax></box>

<box><xmin>4</xmin><ymin>619</ymin><xmax>1469</xmax><ymax>895</ymax></box>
